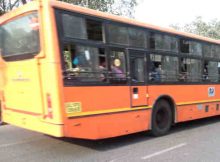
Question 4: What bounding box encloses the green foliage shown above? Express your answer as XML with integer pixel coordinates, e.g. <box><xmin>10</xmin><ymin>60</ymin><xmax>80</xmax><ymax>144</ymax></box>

<box><xmin>0</xmin><ymin>0</ymin><xmax>138</xmax><ymax>18</ymax></box>
<box><xmin>0</xmin><ymin>0</ymin><xmax>26</xmax><ymax>16</ymax></box>
<box><xmin>170</xmin><ymin>17</ymin><xmax>220</xmax><ymax>40</ymax></box>
<box><xmin>59</xmin><ymin>0</ymin><xmax>138</xmax><ymax>18</ymax></box>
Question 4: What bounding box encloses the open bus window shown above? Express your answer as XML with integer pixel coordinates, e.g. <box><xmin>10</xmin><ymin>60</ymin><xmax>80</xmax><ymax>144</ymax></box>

<box><xmin>180</xmin><ymin>39</ymin><xmax>190</xmax><ymax>53</ymax></box>
<box><xmin>62</xmin><ymin>13</ymin><xmax>104</xmax><ymax>41</ymax></box>
<box><xmin>179</xmin><ymin>58</ymin><xmax>189</xmax><ymax>81</ymax></box>
<box><xmin>86</xmin><ymin>19</ymin><xmax>103</xmax><ymax>41</ymax></box>
<box><xmin>109</xmin><ymin>50</ymin><xmax>127</xmax><ymax>82</ymax></box>
<box><xmin>150</xmin><ymin>54</ymin><xmax>178</xmax><ymax>82</ymax></box>
<box><xmin>203</xmin><ymin>61</ymin><xmax>209</xmax><ymax>81</ymax></box>
<box><xmin>180</xmin><ymin>58</ymin><xmax>201</xmax><ymax>82</ymax></box>
<box><xmin>180</xmin><ymin>39</ymin><xmax>202</xmax><ymax>56</ymax></box>
<box><xmin>63</xmin><ymin>44</ymin><xmax>107</xmax><ymax>83</ymax></box>
<box><xmin>149</xmin><ymin>55</ymin><xmax>163</xmax><ymax>82</ymax></box>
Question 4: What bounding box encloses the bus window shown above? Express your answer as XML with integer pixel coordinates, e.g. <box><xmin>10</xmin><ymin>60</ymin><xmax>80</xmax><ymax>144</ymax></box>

<box><xmin>86</xmin><ymin>19</ymin><xmax>103</xmax><ymax>41</ymax></box>
<box><xmin>203</xmin><ymin>61</ymin><xmax>209</xmax><ymax>81</ymax></box>
<box><xmin>207</xmin><ymin>61</ymin><xmax>219</xmax><ymax>82</ymax></box>
<box><xmin>62</xmin><ymin>14</ymin><xmax>104</xmax><ymax>41</ymax></box>
<box><xmin>180</xmin><ymin>39</ymin><xmax>190</xmax><ymax>53</ymax></box>
<box><xmin>161</xmin><ymin>56</ymin><xmax>179</xmax><ymax>82</ymax></box>
<box><xmin>108</xmin><ymin>24</ymin><xmax>129</xmax><ymax>45</ymax></box>
<box><xmin>150</xmin><ymin>54</ymin><xmax>178</xmax><ymax>82</ymax></box>
<box><xmin>190</xmin><ymin>59</ymin><xmax>202</xmax><ymax>82</ymax></box>
<box><xmin>179</xmin><ymin>58</ymin><xmax>190</xmax><ymax>81</ymax></box>
<box><xmin>0</xmin><ymin>12</ymin><xmax>40</xmax><ymax>60</ymax></box>
<box><xmin>110</xmin><ymin>50</ymin><xmax>127</xmax><ymax>82</ymax></box>
<box><xmin>212</xmin><ymin>45</ymin><xmax>220</xmax><ymax>59</ymax></box>
<box><xmin>128</xmin><ymin>27</ymin><xmax>146</xmax><ymax>48</ymax></box>
<box><xmin>180</xmin><ymin>39</ymin><xmax>202</xmax><ymax>56</ymax></box>
<box><xmin>149</xmin><ymin>54</ymin><xmax>163</xmax><ymax>82</ymax></box>
<box><xmin>149</xmin><ymin>33</ymin><xmax>178</xmax><ymax>52</ymax></box>
<box><xmin>131</xmin><ymin>57</ymin><xmax>145</xmax><ymax>83</ymax></box>
<box><xmin>63</xmin><ymin>44</ymin><xmax>107</xmax><ymax>82</ymax></box>
<box><xmin>190</xmin><ymin>42</ymin><xmax>202</xmax><ymax>56</ymax></box>
<box><xmin>62</xmin><ymin>14</ymin><xmax>87</xmax><ymax>39</ymax></box>
<box><xmin>203</xmin><ymin>44</ymin><xmax>214</xmax><ymax>58</ymax></box>
<box><xmin>180</xmin><ymin>58</ymin><xmax>201</xmax><ymax>82</ymax></box>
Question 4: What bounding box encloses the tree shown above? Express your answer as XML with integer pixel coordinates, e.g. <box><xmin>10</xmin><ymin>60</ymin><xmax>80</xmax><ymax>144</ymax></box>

<box><xmin>59</xmin><ymin>0</ymin><xmax>138</xmax><ymax>18</ymax></box>
<box><xmin>170</xmin><ymin>17</ymin><xmax>220</xmax><ymax>40</ymax></box>
<box><xmin>0</xmin><ymin>0</ymin><xmax>138</xmax><ymax>18</ymax></box>
<box><xmin>0</xmin><ymin>0</ymin><xmax>27</xmax><ymax>16</ymax></box>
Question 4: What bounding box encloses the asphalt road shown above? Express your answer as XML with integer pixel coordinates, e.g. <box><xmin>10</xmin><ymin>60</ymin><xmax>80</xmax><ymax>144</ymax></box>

<box><xmin>1</xmin><ymin>117</ymin><xmax>220</xmax><ymax>162</ymax></box>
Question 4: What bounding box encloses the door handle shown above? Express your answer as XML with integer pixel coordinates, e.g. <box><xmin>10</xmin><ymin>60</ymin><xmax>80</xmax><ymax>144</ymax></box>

<box><xmin>133</xmin><ymin>87</ymin><xmax>138</xmax><ymax>94</ymax></box>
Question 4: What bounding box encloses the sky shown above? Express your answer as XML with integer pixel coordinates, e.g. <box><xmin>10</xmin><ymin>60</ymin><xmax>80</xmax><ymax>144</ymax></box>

<box><xmin>135</xmin><ymin>0</ymin><xmax>220</xmax><ymax>28</ymax></box>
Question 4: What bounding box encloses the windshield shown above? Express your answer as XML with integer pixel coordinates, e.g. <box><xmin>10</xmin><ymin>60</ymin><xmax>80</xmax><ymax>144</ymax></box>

<box><xmin>0</xmin><ymin>12</ymin><xmax>40</xmax><ymax>59</ymax></box>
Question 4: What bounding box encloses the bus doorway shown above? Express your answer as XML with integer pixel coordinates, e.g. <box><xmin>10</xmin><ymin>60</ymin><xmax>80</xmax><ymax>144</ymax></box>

<box><xmin>129</xmin><ymin>50</ymin><xmax>148</xmax><ymax>107</ymax></box>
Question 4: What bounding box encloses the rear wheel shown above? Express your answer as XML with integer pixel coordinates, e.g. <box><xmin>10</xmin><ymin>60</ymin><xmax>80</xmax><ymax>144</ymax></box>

<box><xmin>151</xmin><ymin>99</ymin><xmax>172</xmax><ymax>136</ymax></box>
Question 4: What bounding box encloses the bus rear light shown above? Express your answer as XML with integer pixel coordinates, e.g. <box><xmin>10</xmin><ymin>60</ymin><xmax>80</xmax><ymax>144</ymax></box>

<box><xmin>46</xmin><ymin>93</ymin><xmax>53</xmax><ymax>119</ymax></box>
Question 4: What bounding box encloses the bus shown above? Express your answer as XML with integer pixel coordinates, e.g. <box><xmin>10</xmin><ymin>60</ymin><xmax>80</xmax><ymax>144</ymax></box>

<box><xmin>1</xmin><ymin>0</ymin><xmax>220</xmax><ymax>139</ymax></box>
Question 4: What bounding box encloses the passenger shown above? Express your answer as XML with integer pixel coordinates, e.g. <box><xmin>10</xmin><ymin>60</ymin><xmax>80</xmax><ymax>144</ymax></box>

<box><xmin>203</xmin><ymin>68</ymin><xmax>208</xmax><ymax>80</ymax></box>
<box><xmin>179</xmin><ymin>72</ymin><xmax>188</xmax><ymax>81</ymax></box>
<box><xmin>99</xmin><ymin>60</ymin><xmax>107</xmax><ymax>81</ymax></box>
<box><xmin>155</xmin><ymin>64</ymin><xmax>163</xmax><ymax>81</ymax></box>
<box><xmin>111</xmin><ymin>59</ymin><xmax>126</xmax><ymax>79</ymax></box>
<box><xmin>72</xmin><ymin>57</ymin><xmax>80</xmax><ymax>72</ymax></box>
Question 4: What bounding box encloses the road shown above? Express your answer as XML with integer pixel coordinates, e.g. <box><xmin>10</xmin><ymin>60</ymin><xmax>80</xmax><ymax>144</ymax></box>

<box><xmin>1</xmin><ymin>117</ymin><xmax>220</xmax><ymax>162</ymax></box>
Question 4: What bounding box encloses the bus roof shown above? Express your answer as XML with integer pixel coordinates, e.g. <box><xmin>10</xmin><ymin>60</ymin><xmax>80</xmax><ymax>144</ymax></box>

<box><xmin>50</xmin><ymin>0</ymin><xmax>220</xmax><ymax>45</ymax></box>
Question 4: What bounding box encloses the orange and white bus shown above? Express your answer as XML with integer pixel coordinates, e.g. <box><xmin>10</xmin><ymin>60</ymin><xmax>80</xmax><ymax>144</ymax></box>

<box><xmin>1</xmin><ymin>0</ymin><xmax>220</xmax><ymax>139</ymax></box>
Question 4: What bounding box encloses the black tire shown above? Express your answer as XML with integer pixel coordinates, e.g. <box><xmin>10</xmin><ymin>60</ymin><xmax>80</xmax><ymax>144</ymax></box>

<box><xmin>151</xmin><ymin>99</ymin><xmax>172</xmax><ymax>136</ymax></box>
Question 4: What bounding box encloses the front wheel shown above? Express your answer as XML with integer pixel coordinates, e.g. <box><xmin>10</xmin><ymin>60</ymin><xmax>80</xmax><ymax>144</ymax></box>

<box><xmin>151</xmin><ymin>99</ymin><xmax>172</xmax><ymax>136</ymax></box>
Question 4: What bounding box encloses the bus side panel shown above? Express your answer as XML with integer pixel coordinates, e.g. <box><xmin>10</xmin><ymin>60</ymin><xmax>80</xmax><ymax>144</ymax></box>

<box><xmin>148</xmin><ymin>85</ymin><xmax>220</xmax><ymax>105</ymax></box>
<box><xmin>64</xmin><ymin>109</ymin><xmax>151</xmax><ymax>139</ymax></box>
<box><xmin>177</xmin><ymin>102</ymin><xmax>220</xmax><ymax>122</ymax></box>
<box><xmin>63</xmin><ymin>86</ymin><xmax>131</xmax><ymax>112</ymax></box>
<box><xmin>148</xmin><ymin>85</ymin><xmax>220</xmax><ymax>123</ymax></box>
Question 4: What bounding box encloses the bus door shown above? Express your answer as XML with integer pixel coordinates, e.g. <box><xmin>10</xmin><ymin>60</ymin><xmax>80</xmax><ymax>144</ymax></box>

<box><xmin>129</xmin><ymin>50</ymin><xmax>148</xmax><ymax>107</ymax></box>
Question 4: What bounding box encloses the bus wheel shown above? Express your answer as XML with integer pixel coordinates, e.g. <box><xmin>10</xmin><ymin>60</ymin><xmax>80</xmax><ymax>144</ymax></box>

<box><xmin>151</xmin><ymin>99</ymin><xmax>172</xmax><ymax>136</ymax></box>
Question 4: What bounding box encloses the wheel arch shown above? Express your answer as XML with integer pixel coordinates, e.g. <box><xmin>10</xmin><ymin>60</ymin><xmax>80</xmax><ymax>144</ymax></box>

<box><xmin>152</xmin><ymin>95</ymin><xmax>177</xmax><ymax>125</ymax></box>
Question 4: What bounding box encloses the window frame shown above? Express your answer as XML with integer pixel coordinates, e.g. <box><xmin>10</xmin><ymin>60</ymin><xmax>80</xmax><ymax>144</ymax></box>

<box><xmin>56</xmin><ymin>9</ymin><xmax>106</xmax><ymax>44</ymax></box>
<box><xmin>0</xmin><ymin>11</ymin><xmax>41</xmax><ymax>61</ymax></box>
<box><xmin>61</xmin><ymin>41</ymin><xmax>111</xmax><ymax>86</ymax></box>
<box><xmin>149</xmin><ymin>32</ymin><xmax>179</xmax><ymax>53</ymax></box>
<box><xmin>149</xmin><ymin>53</ymin><xmax>180</xmax><ymax>83</ymax></box>
<box><xmin>55</xmin><ymin>8</ymin><xmax>220</xmax><ymax>86</ymax></box>
<box><xmin>180</xmin><ymin>38</ymin><xmax>203</xmax><ymax>56</ymax></box>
